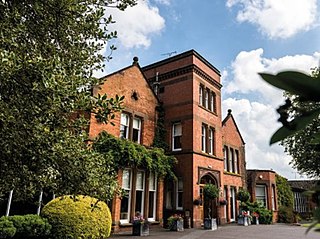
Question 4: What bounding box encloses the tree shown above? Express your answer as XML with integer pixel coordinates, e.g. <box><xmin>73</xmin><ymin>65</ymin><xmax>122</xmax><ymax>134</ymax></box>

<box><xmin>278</xmin><ymin>68</ymin><xmax>320</xmax><ymax>177</ymax></box>
<box><xmin>259</xmin><ymin>68</ymin><xmax>320</xmax><ymax>230</ymax></box>
<box><xmin>276</xmin><ymin>174</ymin><xmax>294</xmax><ymax>223</ymax></box>
<box><xmin>0</xmin><ymin>0</ymin><xmax>136</xmax><ymax>201</ymax></box>
<box><xmin>259</xmin><ymin>68</ymin><xmax>320</xmax><ymax>177</ymax></box>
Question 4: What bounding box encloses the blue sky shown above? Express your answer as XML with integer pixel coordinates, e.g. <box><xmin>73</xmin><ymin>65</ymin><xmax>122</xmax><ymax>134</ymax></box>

<box><xmin>100</xmin><ymin>0</ymin><xmax>320</xmax><ymax>179</ymax></box>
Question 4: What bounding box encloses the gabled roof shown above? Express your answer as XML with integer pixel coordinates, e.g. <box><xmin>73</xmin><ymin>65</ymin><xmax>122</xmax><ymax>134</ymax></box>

<box><xmin>222</xmin><ymin>109</ymin><xmax>245</xmax><ymax>144</ymax></box>
<box><xmin>98</xmin><ymin>57</ymin><xmax>160</xmax><ymax>104</ymax></box>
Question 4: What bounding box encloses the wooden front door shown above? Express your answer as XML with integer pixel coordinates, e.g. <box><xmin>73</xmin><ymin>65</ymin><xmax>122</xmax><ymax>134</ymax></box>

<box><xmin>200</xmin><ymin>175</ymin><xmax>218</xmax><ymax>220</ymax></box>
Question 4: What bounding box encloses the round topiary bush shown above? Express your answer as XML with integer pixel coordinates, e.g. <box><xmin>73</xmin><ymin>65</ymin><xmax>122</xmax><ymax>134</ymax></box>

<box><xmin>203</xmin><ymin>184</ymin><xmax>219</xmax><ymax>200</ymax></box>
<box><xmin>41</xmin><ymin>195</ymin><xmax>111</xmax><ymax>239</ymax></box>
<box><xmin>237</xmin><ymin>189</ymin><xmax>250</xmax><ymax>203</ymax></box>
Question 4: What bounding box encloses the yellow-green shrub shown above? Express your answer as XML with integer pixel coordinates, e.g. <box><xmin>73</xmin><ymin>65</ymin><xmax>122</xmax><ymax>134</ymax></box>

<box><xmin>41</xmin><ymin>195</ymin><xmax>111</xmax><ymax>239</ymax></box>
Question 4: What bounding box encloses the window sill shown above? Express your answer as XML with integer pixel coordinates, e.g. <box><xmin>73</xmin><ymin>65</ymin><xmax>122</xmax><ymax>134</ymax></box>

<box><xmin>119</xmin><ymin>221</ymin><xmax>160</xmax><ymax>227</ymax></box>
<box><xmin>224</xmin><ymin>171</ymin><xmax>241</xmax><ymax>177</ymax></box>
<box><xmin>172</xmin><ymin>149</ymin><xmax>182</xmax><ymax>152</ymax></box>
<box><xmin>198</xmin><ymin>105</ymin><xmax>217</xmax><ymax>116</ymax></box>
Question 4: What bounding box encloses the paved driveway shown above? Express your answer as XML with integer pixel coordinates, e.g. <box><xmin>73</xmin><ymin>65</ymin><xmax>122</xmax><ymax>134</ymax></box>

<box><xmin>111</xmin><ymin>224</ymin><xmax>319</xmax><ymax>239</ymax></box>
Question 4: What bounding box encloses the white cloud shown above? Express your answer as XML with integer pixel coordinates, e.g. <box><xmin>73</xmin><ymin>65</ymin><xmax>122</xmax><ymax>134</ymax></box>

<box><xmin>106</xmin><ymin>0</ymin><xmax>165</xmax><ymax>48</ymax></box>
<box><xmin>223</xmin><ymin>50</ymin><xmax>320</xmax><ymax>179</ymax></box>
<box><xmin>222</xmin><ymin>98</ymin><xmax>294</xmax><ymax>178</ymax></box>
<box><xmin>224</xmin><ymin>48</ymin><xmax>320</xmax><ymax>106</ymax></box>
<box><xmin>153</xmin><ymin>0</ymin><xmax>171</xmax><ymax>5</ymax></box>
<box><xmin>226</xmin><ymin>0</ymin><xmax>319</xmax><ymax>39</ymax></box>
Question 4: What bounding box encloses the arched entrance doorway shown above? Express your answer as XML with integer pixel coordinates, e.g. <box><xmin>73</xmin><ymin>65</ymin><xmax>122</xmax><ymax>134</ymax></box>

<box><xmin>199</xmin><ymin>174</ymin><xmax>218</xmax><ymax>221</ymax></box>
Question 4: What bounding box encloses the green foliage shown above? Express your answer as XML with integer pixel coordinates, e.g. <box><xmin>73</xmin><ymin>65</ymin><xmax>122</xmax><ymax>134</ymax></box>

<box><xmin>276</xmin><ymin>174</ymin><xmax>294</xmax><ymax>208</ymax></box>
<box><xmin>7</xmin><ymin>214</ymin><xmax>51</xmax><ymax>239</ymax></box>
<box><xmin>259</xmin><ymin>68</ymin><xmax>320</xmax><ymax>231</ymax></box>
<box><xmin>237</xmin><ymin>189</ymin><xmax>250</xmax><ymax>203</ymax></box>
<box><xmin>41</xmin><ymin>195</ymin><xmax>111</xmax><ymax>239</ymax></box>
<box><xmin>93</xmin><ymin>131</ymin><xmax>177</xmax><ymax>179</ymax></box>
<box><xmin>0</xmin><ymin>0</ymin><xmax>136</xmax><ymax>201</ymax></box>
<box><xmin>203</xmin><ymin>184</ymin><xmax>219</xmax><ymax>200</ymax></box>
<box><xmin>0</xmin><ymin>217</ymin><xmax>16</xmax><ymax>239</ymax></box>
<box><xmin>247</xmin><ymin>201</ymin><xmax>273</xmax><ymax>224</ymax></box>
<box><xmin>259</xmin><ymin>70</ymin><xmax>320</xmax><ymax>145</ymax></box>
<box><xmin>278</xmin><ymin>206</ymin><xmax>294</xmax><ymax>223</ymax></box>
<box><xmin>152</xmin><ymin>104</ymin><xmax>169</xmax><ymax>151</ymax></box>
<box><xmin>276</xmin><ymin>175</ymin><xmax>294</xmax><ymax>222</ymax></box>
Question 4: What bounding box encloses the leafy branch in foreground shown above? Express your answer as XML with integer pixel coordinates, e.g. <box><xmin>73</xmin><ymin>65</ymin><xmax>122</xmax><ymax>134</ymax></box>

<box><xmin>259</xmin><ymin>70</ymin><xmax>320</xmax><ymax>145</ymax></box>
<box><xmin>259</xmin><ymin>68</ymin><xmax>320</xmax><ymax>232</ymax></box>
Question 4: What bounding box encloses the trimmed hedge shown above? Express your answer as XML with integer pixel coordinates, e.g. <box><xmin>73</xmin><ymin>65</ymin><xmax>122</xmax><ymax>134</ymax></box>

<box><xmin>42</xmin><ymin>195</ymin><xmax>111</xmax><ymax>239</ymax></box>
<box><xmin>0</xmin><ymin>217</ymin><xmax>16</xmax><ymax>239</ymax></box>
<box><xmin>8</xmin><ymin>214</ymin><xmax>51</xmax><ymax>239</ymax></box>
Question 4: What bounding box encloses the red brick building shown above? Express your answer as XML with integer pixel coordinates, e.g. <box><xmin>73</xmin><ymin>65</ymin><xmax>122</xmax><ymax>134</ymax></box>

<box><xmin>89</xmin><ymin>50</ymin><xmax>247</xmax><ymax>231</ymax></box>
<box><xmin>247</xmin><ymin>169</ymin><xmax>278</xmax><ymax>222</ymax></box>
<box><xmin>89</xmin><ymin>61</ymin><xmax>163</xmax><ymax>231</ymax></box>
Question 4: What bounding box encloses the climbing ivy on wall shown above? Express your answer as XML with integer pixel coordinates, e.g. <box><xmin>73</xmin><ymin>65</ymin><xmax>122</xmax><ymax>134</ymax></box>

<box><xmin>152</xmin><ymin>104</ymin><xmax>169</xmax><ymax>151</ymax></box>
<box><xmin>276</xmin><ymin>174</ymin><xmax>294</xmax><ymax>207</ymax></box>
<box><xmin>93</xmin><ymin>131</ymin><xmax>177</xmax><ymax>179</ymax></box>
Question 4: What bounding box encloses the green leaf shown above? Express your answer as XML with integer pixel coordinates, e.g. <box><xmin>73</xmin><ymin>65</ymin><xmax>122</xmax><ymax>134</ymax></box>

<box><xmin>259</xmin><ymin>71</ymin><xmax>320</xmax><ymax>101</ymax></box>
<box><xmin>270</xmin><ymin>108</ymin><xmax>320</xmax><ymax>144</ymax></box>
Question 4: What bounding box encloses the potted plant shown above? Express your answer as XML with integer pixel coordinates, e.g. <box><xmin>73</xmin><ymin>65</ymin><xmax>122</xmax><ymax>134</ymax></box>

<box><xmin>132</xmin><ymin>212</ymin><xmax>149</xmax><ymax>236</ymax></box>
<box><xmin>252</xmin><ymin>212</ymin><xmax>259</xmax><ymax>225</ymax></box>
<box><xmin>236</xmin><ymin>189</ymin><xmax>250</xmax><ymax>203</ymax></box>
<box><xmin>167</xmin><ymin>214</ymin><xmax>184</xmax><ymax>231</ymax></box>
<box><xmin>203</xmin><ymin>184</ymin><xmax>219</xmax><ymax>230</ymax></box>
<box><xmin>219</xmin><ymin>199</ymin><xmax>228</xmax><ymax>206</ymax></box>
<box><xmin>193</xmin><ymin>198</ymin><xmax>202</xmax><ymax>206</ymax></box>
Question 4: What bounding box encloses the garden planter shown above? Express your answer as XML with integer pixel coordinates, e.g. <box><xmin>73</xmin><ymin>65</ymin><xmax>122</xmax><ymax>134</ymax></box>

<box><xmin>204</xmin><ymin>218</ymin><xmax>217</xmax><ymax>230</ymax></box>
<box><xmin>132</xmin><ymin>222</ymin><xmax>149</xmax><ymax>236</ymax></box>
<box><xmin>169</xmin><ymin>219</ymin><xmax>184</xmax><ymax>231</ymax></box>
<box><xmin>253</xmin><ymin>217</ymin><xmax>259</xmax><ymax>225</ymax></box>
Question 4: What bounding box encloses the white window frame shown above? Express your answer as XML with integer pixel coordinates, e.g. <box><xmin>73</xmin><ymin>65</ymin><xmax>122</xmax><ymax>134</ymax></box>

<box><xmin>132</xmin><ymin>117</ymin><xmax>141</xmax><ymax>144</ymax></box>
<box><xmin>199</xmin><ymin>85</ymin><xmax>203</xmax><ymax>106</ymax></box>
<box><xmin>208</xmin><ymin>128</ymin><xmax>214</xmax><ymax>155</ymax></box>
<box><xmin>148</xmin><ymin>172</ymin><xmax>157</xmax><ymax>221</ymax></box>
<box><xmin>210</xmin><ymin>92</ymin><xmax>215</xmax><ymax>112</ymax></box>
<box><xmin>256</xmin><ymin>185</ymin><xmax>267</xmax><ymax>208</ymax></box>
<box><xmin>135</xmin><ymin>171</ymin><xmax>145</xmax><ymax>216</ymax></box>
<box><xmin>230</xmin><ymin>187</ymin><xmax>236</xmax><ymax>222</ymax></box>
<box><xmin>120</xmin><ymin>113</ymin><xmax>130</xmax><ymax>139</ymax></box>
<box><xmin>120</xmin><ymin>169</ymin><xmax>132</xmax><ymax>223</ymax></box>
<box><xmin>172</xmin><ymin>123</ymin><xmax>182</xmax><ymax>151</ymax></box>
<box><xmin>272</xmin><ymin>185</ymin><xmax>276</xmax><ymax>211</ymax></box>
<box><xmin>201</xmin><ymin>125</ymin><xmax>206</xmax><ymax>152</ymax></box>
<box><xmin>229</xmin><ymin>148</ymin><xmax>235</xmax><ymax>173</ymax></box>
<box><xmin>224</xmin><ymin>146</ymin><xmax>228</xmax><ymax>171</ymax></box>
<box><xmin>205</xmin><ymin>89</ymin><xmax>209</xmax><ymax>108</ymax></box>
<box><xmin>166</xmin><ymin>181</ymin><xmax>174</xmax><ymax>210</ymax></box>
<box><xmin>176</xmin><ymin>178</ymin><xmax>183</xmax><ymax>210</ymax></box>
<box><xmin>235</xmin><ymin>150</ymin><xmax>239</xmax><ymax>174</ymax></box>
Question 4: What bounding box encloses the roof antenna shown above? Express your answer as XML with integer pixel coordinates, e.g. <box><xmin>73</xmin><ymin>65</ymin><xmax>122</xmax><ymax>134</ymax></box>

<box><xmin>161</xmin><ymin>51</ymin><xmax>177</xmax><ymax>58</ymax></box>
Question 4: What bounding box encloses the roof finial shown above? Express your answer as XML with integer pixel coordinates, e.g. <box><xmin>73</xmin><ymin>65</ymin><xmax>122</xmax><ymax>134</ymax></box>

<box><xmin>132</xmin><ymin>56</ymin><xmax>139</xmax><ymax>65</ymax></box>
<box><xmin>227</xmin><ymin>109</ymin><xmax>232</xmax><ymax>115</ymax></box>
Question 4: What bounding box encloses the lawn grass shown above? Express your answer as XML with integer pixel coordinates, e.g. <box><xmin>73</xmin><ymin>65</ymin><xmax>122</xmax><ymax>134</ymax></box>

<box><xmin>301</xmin><ymin>223</ymin><xmax>320</xmax><ymax>228</ymax></box>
